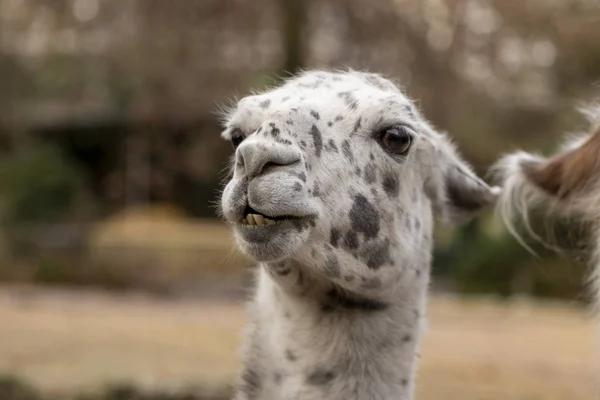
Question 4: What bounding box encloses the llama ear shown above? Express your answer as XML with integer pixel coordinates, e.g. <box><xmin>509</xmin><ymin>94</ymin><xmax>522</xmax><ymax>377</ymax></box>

<box><xmin>520</xmin><ymin>125</ymin><xmax>600</xmax><ymax>201</ymax></box>
<box><xmin>426</xmin><ymin>141</ymin><xmax>500</xmax><ymax>225</ymax></box>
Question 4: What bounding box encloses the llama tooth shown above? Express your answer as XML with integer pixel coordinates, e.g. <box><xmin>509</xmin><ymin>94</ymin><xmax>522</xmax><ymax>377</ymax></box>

<box><xmin>254</xmin><ymin>214</ymin><xmax>265</xmax><ymax>226</ymax></box>
<box><xmin>246</xmin><ymin>214</ymin><xmax>256</xmax><ymax>225</ymax></box>
<box><xmin>265</xmin><ymin>218</ymin><xmax>274</xmax><ymax>225</ymax></box>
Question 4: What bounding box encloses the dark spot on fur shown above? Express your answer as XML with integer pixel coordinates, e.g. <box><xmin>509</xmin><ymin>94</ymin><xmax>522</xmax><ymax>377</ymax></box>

<box><xmin>312</xmin><ymin>182</ymin><xmax>320</xmax><ymax>196</ymax></box>
<box><xmin>401</xmin><ymin>378</ymin><xmax>408</xmax><ymax>387</ymax></box>
<box><xmin>306</xmin><ymin>368</ymin><xmax>336</xmax><ymax>385</ymax></box>
<box><xmin>324</xmin><ymin>254</ymin><xmax>340</xmax><ymax>278</ymax></box>
<box><xmin>352</xmin><ymin>117</ymin><xmax>362</xmax><ymax>134</ymax></box>
<box><xmin>272</xmin><ymin>262</ymin><xmax>291</xmax><ymax>276</ymax></box>
<box><xmin>310</xmin><ymin>110</ymin><xmax>320</xmax><ymax>120</ymax></box>
<box><xmin>361</xmin><ymin>276</ymin><xmax>382</xmax><ymax>289</ymax></box>
<box><xmin>241</xmin><ymin>368</ymin><xmax>261</xmax><ymax>397</ymax></box>
<box><xmin>355</xmin><ymin>167</ymin><xmax>361</xmax><ymax>177</ymax></box>
<box><xmin>342</xmin><ymin>140</ymin><xmax>354</xmax><ymax>163</ymax></box>
<box><xmin>383</xmin><ymin>173</ymin><xmax>399</xmax><ymax>198</ymax></box>
<box><xmin>325</xmin><ymin>139</ymin><xmax>338</xmax><ymax>153</ymax></box>
<box><xmin>330</xmin><ymin>228</ymin><xmax>341</xmax><ymax>247</ymax></box>
<box><xmin>300</xmin><ymin>140</ymin><xmax>307</xmax><ymax>147</ymax></box>
<box><xmin>338</xmin><ymin>91</ymin><xmax>358</xmax><ymax>110</ymax></box>
<box><xmin>282</xmin><ymin>96</ymin><xmax>290</xmax><ymax>102</ymax></box>
<box><xmin>364</xmin><ymin>74</ymin><xmax>392</xmax><ymax>91</ymax></box>
<box><xmin>402</xmin><ymin>334</ymin><xmax>412</xmax><ymax>343</ymax></box>
<box><xmin>370</xmin><ymin>153</ymin><xmax>375</xmax><ymax>160</ymax></box>
<box><xmin>378</xmin><ymin>336</ymin><xmax>394</xmax><ymax>350</ymax></box>
<box><xmin>321</xmin><ymin>287</ymin><xmax>389</xmax><ymax>312</ymax></box>
<box><xmin>365</xmin><ymin>164</ymin><xmax>377</xmax><ymax>184</ymax></box>
<box><xmin>344</xmin><ymin>231</ymin><xmax>359</xmax><ymax>250</ymax></box>
<box><xmin>343</xmin><ymin>275</ymin><xmax>355</xmax><ymax>282</ymax></box>
<box><xmin>290</xmin><ymin>171</ymin><xmax>307</xmax><ymax>182</ymax></box>
<box><xmin>286</xmin><ymin>349</ymin><xmax>297</xmax><ymax>362</ymax></box>
<box><xmin>286</xmin><ymin>120</ymin><xmax>294</xmax><ymax>125</ymax></box>
<box><xmin>327</xmin><ymin>121</ymin><xmax>333</xmax><ymax>127</ymax></box>
<box><xmin>309</xmin><ymin>125</ymin><xmax>323</xmax><ymax>157</ymax></box>
<box><xmin>335</xmin><ymin>115</ymin><xmax>344</xmax><ymax>121</ymax></box>
<box><xmin>414</xmin><ymin>217</ymin><xmax>421</xmax><ymax>231</ymax></box>
<box><xmin>360</xmin><ymin>238</ymin><xmax>390</xmax><ymax>269</ymax></box>
<box><xmin>295</xmin><ymin>269</ymin><xmax>305</xmax><ymax>288</ymax></box>
<box><xmin>349</xmin><ymin>194</ymin><xmax>380</xmax><ymax>239</ymax></box>
<box><xmin>299</xmin><ymin>81</ymin><xmax>322</xmax><ymax>89</ymax></box>
<box><xmin>416</xmin><ymin>269</ymin><xmax>421</xmax><ymax>278</ymax></box>
<box><xmin>293</xmin><ymin>182</ymin><xmax>302</xmax><ymax>192</ymax></box>
<box><xmin>260</xmin><ymin>99</ymin><xmax>271</xmax><ymax>109</ymax></box>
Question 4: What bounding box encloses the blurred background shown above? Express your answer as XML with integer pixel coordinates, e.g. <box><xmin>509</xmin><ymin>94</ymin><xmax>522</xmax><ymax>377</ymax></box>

<box><xmin>0</xmin><ymin>0</ymin><xmax>599</xmax><ymax>399</ymax></box>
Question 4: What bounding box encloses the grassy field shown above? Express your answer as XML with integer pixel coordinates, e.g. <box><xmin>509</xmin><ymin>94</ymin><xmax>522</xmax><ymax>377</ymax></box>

<box><xmin>0</xmin><ymin>285</ymin><xmax>597</xmax><ymax>400</ymax></box>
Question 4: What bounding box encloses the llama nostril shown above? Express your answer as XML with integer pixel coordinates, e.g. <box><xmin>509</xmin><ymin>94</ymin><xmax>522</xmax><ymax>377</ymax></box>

<box><xmin>237</xmin><ymin>140</ymin><xmax>301</xmax><ymax>178</ymax></box>
<box><xmin>261</xmin><ymin>159</ymin><xmax>300</xmax><ymax>174</ymax></box>
<box><xmin>262</xmin><ymin>161</ymin><xmax>280</xmax><ymax>173</ymax></box>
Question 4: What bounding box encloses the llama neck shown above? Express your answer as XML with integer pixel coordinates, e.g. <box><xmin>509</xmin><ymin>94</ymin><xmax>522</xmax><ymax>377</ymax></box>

<box><xmin>236</xmin><ymin>261</ymin><xmax>428</xmax><ymax>400</ymax></box>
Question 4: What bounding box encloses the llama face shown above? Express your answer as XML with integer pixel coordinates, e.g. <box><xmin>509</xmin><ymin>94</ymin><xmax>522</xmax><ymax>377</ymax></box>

<box><xmin>220</xmin><ymin>71</ymin><xmax>497</xmax><ymax>264</ymax></box>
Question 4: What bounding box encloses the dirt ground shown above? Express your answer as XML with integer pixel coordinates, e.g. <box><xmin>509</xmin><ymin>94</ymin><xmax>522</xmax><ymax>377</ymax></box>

<box><xmin>0</xmin><ymin>285</ymin><xmax>597</xmax><ymax>400</ymax></box>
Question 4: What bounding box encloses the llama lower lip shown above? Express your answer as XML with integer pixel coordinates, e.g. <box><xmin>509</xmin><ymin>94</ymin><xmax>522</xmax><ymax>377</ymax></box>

<box><xmin>235</xmin><ymin>217</ymin><xmax>313</xmax><ymax>243</ymax></box>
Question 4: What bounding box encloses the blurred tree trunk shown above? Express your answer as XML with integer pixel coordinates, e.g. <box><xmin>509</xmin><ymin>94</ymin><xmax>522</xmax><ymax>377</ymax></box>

<box><xmin>281</xmin><ymin>0</ymin><xmax>307</xmax><ymax>75</ymax></box>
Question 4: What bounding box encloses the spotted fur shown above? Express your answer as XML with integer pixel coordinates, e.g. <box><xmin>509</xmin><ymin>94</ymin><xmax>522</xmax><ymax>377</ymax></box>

<box><xmin>220</xmin><ymin>70</ymin><xmax>498</xmax><ymax>400</ymax></box>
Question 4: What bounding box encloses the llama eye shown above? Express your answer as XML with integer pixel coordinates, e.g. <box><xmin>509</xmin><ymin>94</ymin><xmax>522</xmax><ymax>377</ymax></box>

<box><xmin>378</xmin><ymin>126</ymin><xmax>413</xmax><ymax>155</ymax></box>
<box><xmin>230</xmin><ymin>129</ymin><xmax>245</xmax><ymax>149</ymax></box>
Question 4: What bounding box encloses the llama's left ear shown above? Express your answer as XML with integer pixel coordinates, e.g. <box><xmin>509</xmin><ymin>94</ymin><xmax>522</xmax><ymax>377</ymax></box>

<box><xmin>425</xmin><ymin>138</ymin><xmax>500</xmax><ymax>225</ymax></box>
<box><xmin>520</xmin><ymin>124</ymin><xmax>600</xmax><ymax>201</ymax></box>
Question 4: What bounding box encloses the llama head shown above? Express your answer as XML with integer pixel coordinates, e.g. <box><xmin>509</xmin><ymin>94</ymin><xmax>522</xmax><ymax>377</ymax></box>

<box><xmin>220</xmin><ymin>71</ymin><xmax>498</xmax><ymax>266</ymax></box>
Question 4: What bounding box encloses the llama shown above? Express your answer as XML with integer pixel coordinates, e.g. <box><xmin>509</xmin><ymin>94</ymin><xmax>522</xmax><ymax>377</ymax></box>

<box><xmin>492</xmin><ymin>105</ymin><xmax>600</xmax><ymax>310</ymax></box>
<box><xmin>219</xmin><ymin>70</ymin><xmax>499</xmax><ymax>399</ymax></box>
